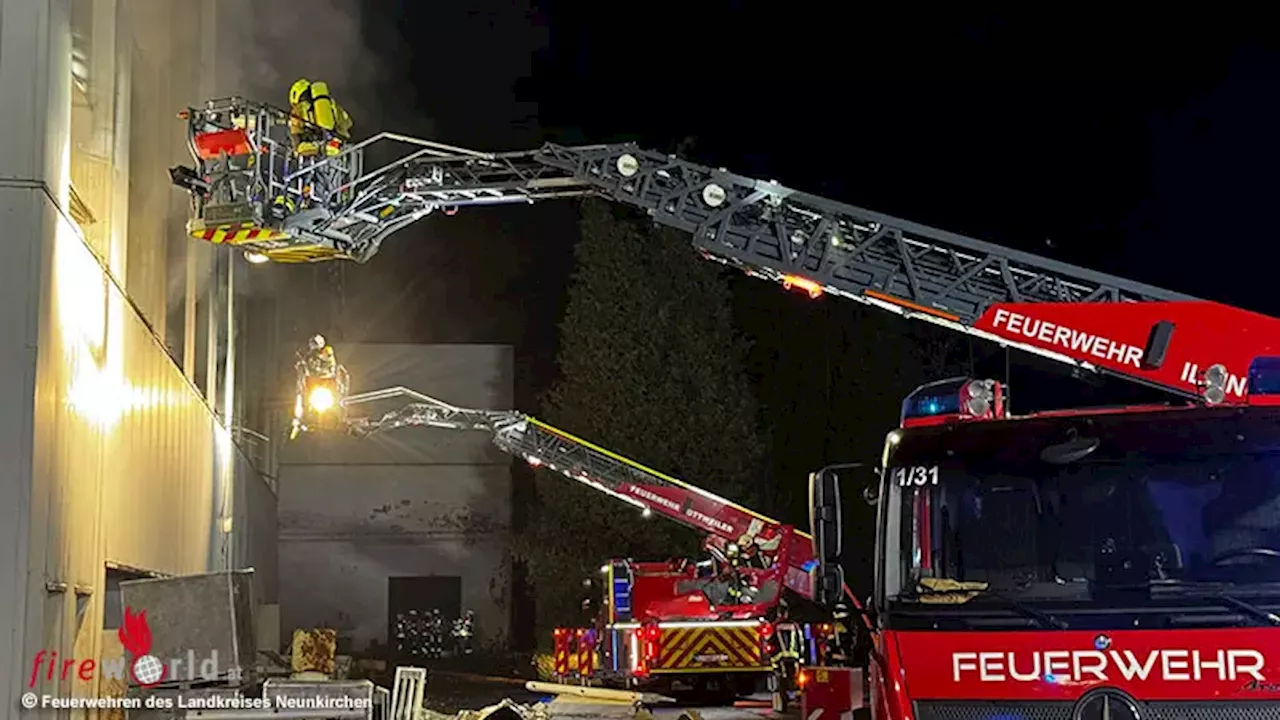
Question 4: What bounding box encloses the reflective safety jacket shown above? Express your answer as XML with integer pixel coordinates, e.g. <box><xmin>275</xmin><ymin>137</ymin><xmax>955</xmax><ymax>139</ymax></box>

<box><xmin>773</xmin><ymin>622</ymin><xmax>803</xmax><ymax>662</ymax></box>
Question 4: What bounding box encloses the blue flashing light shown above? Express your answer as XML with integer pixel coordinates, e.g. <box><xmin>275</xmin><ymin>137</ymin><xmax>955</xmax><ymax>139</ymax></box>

<box><xmin>1044</xmin><ymin>673</ymin><xmax>1061</xmax><ymax>684</ymax></box>
<box><xmin>1249</xmin><ymin>356</ymin><xmax>1280</xmax><ymax>396</ymax></box>
<box><xmin>901</xmin><ymin>378</ymin><xmax>967</xmax><ymax>423</ymax></box>
<box><xmin>902</xmin><ymin>391</ymin><xmax>961</xmax><ymax>419</ymax></box>
<box><xmin>802</xmin><ymin>559</ymin><xmax>818</xmax><ymax>572</ymax></box>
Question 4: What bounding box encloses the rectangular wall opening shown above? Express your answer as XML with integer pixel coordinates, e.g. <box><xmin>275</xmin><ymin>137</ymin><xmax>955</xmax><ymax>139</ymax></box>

<box><xmin>387</xmin><ymin>576</ymin><xmax>461</xmax><ymax>662</ymax></box>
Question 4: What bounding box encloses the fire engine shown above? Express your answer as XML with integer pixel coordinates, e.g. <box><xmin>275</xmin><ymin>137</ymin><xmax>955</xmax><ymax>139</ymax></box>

<box><xmin>330</xmin><ymin>387</ymin><xmax>832</xmax><ymax>700</ymax></box>
<box><xmin>173</xmin><ymin>96</ymin><xmax>1280</xmax><ymax>716</ymax></box>
<box><xmin>803</xmin><ymin>305</ymin><xmax>1280</xmax><ymax>717</ymax></box>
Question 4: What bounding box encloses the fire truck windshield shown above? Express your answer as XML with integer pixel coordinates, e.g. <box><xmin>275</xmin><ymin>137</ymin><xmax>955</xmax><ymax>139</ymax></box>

<box><xmin>879</xmin><ymin>406</ymin><xmax>1280</xmax><ymax>623</ymax></box>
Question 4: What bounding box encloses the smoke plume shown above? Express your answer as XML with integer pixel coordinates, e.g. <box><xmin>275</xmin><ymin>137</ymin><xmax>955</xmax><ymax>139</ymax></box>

<box><xmin>205</xmin><ymin>0</ymin><xmax>408</xmax><ymax>307</ymax></box>
<box><xmin>213</xmin><ymin>0</ymin><xmax>399</xmax><ymax>113</ymax></box>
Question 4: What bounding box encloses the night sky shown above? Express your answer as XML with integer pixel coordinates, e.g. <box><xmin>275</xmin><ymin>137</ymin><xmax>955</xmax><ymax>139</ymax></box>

<box><xmin>319</xmin><ymin>5</ymin><xmax>1280</xmax><ymax>497</ymax></box>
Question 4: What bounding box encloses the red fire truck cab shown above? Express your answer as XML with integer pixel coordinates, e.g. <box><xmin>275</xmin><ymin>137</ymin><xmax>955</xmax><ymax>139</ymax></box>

<box><xmin>810</xmin><ymin>364</ymin><xmax>1280</xmax><ymax>719</ymax></box>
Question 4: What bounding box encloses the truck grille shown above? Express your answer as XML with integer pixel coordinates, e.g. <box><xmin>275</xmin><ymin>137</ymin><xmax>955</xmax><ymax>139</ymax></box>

<box><xmin>915</xmin><ymin>701</ymin><xmax>1280</xmax><ymax>720</ymax></box>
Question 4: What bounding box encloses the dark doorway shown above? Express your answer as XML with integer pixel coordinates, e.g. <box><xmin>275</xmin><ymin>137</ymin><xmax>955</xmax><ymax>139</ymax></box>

<box><xmin>103</xmin><ymin>566</ymin><xmax>158</xmax><ymax>630</ymax></box>
<box><xmin>387</xmin><ymin>576</ymin><xmax>462</xmax><ymax>661</ymax></box>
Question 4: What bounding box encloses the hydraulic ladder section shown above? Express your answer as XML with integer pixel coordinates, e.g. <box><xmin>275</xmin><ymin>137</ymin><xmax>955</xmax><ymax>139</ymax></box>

<box><xmin>526</xmin><ymin>143</ymin><xmax>1195</xmax><ymax>324</ymax></box>
<box><xmin>177</xmin><ymin>102</ymin><xmax>1188</xmax><ymax>313</ymax></box>
<box><xmin>180</xmin><ymin>108</ymin><xmax>1257</xmax><ymax>396</ymax></box>
<box><xmin>343</xmin><ymin>387</ymin><xmax>815</xmax><ymax>598</ymax></box>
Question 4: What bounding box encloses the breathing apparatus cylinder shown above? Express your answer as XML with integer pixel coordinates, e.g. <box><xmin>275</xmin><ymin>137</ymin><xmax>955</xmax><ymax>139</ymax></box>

<box><xmin>309</xmin><ymin>81</ymin><xmax>337</xmax><ymax>131</ymax></box>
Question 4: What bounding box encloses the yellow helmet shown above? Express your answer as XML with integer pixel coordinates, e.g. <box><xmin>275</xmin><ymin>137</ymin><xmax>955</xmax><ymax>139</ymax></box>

<box><xmin>289</xmin><ymin>78</ymin><xmax>311</xmax><ymax>105</ymax></box>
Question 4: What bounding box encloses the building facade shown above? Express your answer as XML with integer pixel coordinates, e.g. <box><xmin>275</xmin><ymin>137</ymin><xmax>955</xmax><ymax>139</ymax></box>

<box><xmin>0</xmin><ymin>0</ymin><xmax>279</xmax><ymax>713</ymax></box>
<box><xmin>278</xmin><ymin>344</ymin><xmax>515</xmax><ymax>652</ymax></box>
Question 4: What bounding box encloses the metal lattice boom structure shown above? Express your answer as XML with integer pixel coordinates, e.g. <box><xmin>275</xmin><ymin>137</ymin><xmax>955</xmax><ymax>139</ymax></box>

<box><xmin>173</xmin><ymin>97</ymin><xmax>593</xmax><ymax>263</ymax></box>
<box><xmin>177</xmin><ymin>100</ymin><xmax>1190</xmax><ymax>320</ymax></box>
<box><xmin>175</xmin><ymin>98</ymin><xmax>1211</xmax><ymax>395</ymax></box>
<box><xmin>343</xmin><ymin>387</ymin><xmax>815</xmax><ymax>597</ymax></box>
<box><xmin>528</xmin><ymin>144</ymin><xmax>1195</xmax><ymax>325</ymax></box>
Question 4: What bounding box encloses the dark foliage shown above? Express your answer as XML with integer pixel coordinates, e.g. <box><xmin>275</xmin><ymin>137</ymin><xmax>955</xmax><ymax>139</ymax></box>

<box><xmin>513</xmin><ymin>199</ymin><xmax>767</xmax><ymax>635</ymax></box>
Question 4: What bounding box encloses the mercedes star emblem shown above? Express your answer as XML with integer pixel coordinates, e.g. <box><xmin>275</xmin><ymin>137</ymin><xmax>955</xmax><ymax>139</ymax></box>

<box><xmin>1073</xmin><ymin>688</ymin><xmax>1141</xmax><ymax>720</ymax></box>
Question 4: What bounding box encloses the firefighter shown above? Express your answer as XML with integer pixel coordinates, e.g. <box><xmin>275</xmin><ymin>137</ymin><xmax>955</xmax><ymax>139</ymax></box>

<box><xmin>769</xmin><ymin>603</ymin><xmax>805</xmax><ymax>711</ymax></box>
<box><xmin>288</xmin><ymin>78</ymin><xmax>353</xmax><ymax>156</ymax></box>
<box><xmin>725</xmin><ymin>542</ymin><xmax>742</xmax><ymax>568</ymax></box>
<box><xmin>772</xmin><ymin>604</ymin><xmax>804</xmax><ymax>666</ymax></box>
<box><xmin>824</xmin><ymin>603</ymin><xmax>853</xmax><ymax>665</ymax></box>
<box><xmin>722</xmin><ymin>543</ymin><xmax>746</xmax><ymax>603</ymax></box>
<box><xmin>425</xmin><ymin>608</ymin><xmax>445</xmax><ymax>659</ymax></box>
<box><xmin>452</xmin><ymin>610</ymin><xmax>475</xmax><ymax>656</ymax></box>
<box><xmin>302</xmin><ymin>334</ymin><xmax>337</xmax><ymax>377</ymax></box>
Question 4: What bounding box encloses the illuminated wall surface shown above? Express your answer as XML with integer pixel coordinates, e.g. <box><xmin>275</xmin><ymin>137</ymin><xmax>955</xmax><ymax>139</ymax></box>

<box><xmin>278</xmin><ymin>344</ymin><xmax>515</xmax><ymax>650</ymax></box>
<box><xmin>0</xmin><ymin>0</ymin><xmax>278</xmax><ymax>711</ymax></box>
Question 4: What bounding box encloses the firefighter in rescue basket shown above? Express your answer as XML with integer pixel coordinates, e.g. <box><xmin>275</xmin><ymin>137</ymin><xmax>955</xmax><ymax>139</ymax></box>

<box><xmin>290</xmin><ymin>335</ymin><xmax>349</xmax><ymax>439</ymax></box>
<box><xmin>288</xmin><ymin>78</ymin><xmax>353</xmax><ymax>157</ymax></box>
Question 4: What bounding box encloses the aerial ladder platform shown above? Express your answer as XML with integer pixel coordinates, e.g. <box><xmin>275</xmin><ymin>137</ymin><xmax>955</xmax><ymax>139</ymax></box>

<box><xmin>173</xmin><ymin>96</ymin><xmax>1280</xmax><ymax>404</ymax></box>
<box><xmin>340</xmin><ymin>386</ymin><xmax>816</xmax><ymax>606</ymax></box>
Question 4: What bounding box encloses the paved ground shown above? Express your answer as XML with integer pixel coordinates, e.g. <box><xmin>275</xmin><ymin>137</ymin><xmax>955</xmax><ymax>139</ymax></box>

<box><xmin>549</xmin><ymin>695</ymin><xmax>785</xmax><ymax>719</ymax></box>
<box><xmin>421</xmin><ymin>675</ymin><xmax>792</xmax><ymax>719</ymax></box>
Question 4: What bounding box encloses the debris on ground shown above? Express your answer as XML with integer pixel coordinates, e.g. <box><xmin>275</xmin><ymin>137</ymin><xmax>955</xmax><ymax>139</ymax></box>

<box><xmin>292</xmin><ymin>628</ymin><xmax>338</xmax><ymax>674</ymax></box>
<box><xmin>532</xmin><ymin>653</ymin><xmax>558</xmax><ymax>681</ymax></box>
<box><xmin>421</xmin><ymin>698</ymin><xmax>555</xmax><ymax>720</ymax></box>
<box><xmin>525</xmin><ymin>680</ymin><xmax>676</xmax><ymax>706</ymax></box>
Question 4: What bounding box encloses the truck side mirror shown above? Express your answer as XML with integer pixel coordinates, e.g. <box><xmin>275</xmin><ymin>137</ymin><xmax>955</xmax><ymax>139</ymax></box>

<box><xmin>809</xmin><ymin>467</ymin><xmax>846</xmax><ymax>607</ymax></box>
<box><xmin>810</xmin><ymin>468</ymin><xmax>843</xmax><ymax>561</ymax></box>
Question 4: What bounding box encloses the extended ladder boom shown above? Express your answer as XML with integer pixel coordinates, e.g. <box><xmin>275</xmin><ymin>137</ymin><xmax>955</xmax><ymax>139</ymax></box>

<box><xmin>344</xmin><ymin>388</ymin><xmax>814</xmax><ymax>598</ymax></box>
<box><xmin>177</xmin><ymin>98</ymin><xmax>1280</xmax><ymax>403</ymax></box>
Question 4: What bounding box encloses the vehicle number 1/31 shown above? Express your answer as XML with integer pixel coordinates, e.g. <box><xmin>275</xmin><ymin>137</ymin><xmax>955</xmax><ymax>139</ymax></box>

<box><xmin>892</xmin><ymin>466</ymin><xmax>939</xmax><ymax>487</ymax></box>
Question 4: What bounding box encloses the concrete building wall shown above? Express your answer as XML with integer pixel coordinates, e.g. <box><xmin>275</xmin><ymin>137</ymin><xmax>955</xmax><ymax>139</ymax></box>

<box><xmin>0</xmin><ymin>0</ymin><xmax>279</xmax><ymax>713</ymax></box>
<box><xmin>279</xmin><ymin>344</ymin><xmax>514</xmax><ymax>652</ymax></box>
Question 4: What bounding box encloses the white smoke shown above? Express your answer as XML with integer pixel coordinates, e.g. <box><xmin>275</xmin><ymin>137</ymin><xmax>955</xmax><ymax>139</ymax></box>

<box><xmin>213</xmin><ymin>0</ymin><xmax>399</xmax><ymax>111</ymax></box>
<box><xmin>204</xmin><ymin>0</ymin><xmax>408</xmax><ymax>303</ymax></box>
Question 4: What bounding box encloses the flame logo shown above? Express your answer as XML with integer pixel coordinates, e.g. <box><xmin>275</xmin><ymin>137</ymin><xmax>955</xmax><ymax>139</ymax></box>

<box><xmin>118</xmin><ymin>608</ymin><xmax>152</xmax><ymax>656</ymax></box>
<box><xmin>119</xmin><ymin>607</ymin><xmax>165</xmax><ymax>687</ymax></box>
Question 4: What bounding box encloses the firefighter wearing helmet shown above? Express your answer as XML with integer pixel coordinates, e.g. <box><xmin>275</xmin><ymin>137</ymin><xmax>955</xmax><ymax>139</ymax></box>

<box><xmin>825</xmin><ymin>602</ymin><xmax>854</xmax><ymax>665</ymax></box>
<box><xmin>772</xmin><ymin>601</ymin><xmax>803</xmax><ymax>665</ymax></box>
<box><xmin>723</xmin><ymin>542</ymin><xmax>744</xmax><ymax>603</ymax></box>
<box><xmin>288</xmin><ymin>78</ymin><xmax>354</xmax><ymax>157</ymax></box>
<box><xmin>768</xmin><ymin>600</ymin><xmax>805</xmax><ymax>711</ymax></box>
<box><xmin>304</xmin><ymin>334</ymin><xmax>337</xmax><ymax>377</ymax></box>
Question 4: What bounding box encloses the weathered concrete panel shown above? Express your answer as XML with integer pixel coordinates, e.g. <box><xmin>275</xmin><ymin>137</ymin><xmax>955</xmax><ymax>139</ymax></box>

<box><xmin>279</xmin><ymin>464</ymin><xmax>510</xmax><ymax>538</ymax></box>
<box><xmin>288</xmin><ymin>424</ymin><xmax>509</xmax><ymax>467</ymax></box>
<box><xmin>280</xmin><ymin>343</ymin><xmax>515</xmax><ymax>467</ymax></box>
<box><xmin>278</xmin><ymin>539</ymin><xmax>510</xmax><ymax>654</ymax></box>
<box><xmin>341</xmin><ymin>343</ymin><xmax>516</xmax><ymax>408</ymax></box>
<box><xmin>278</xmin><ymin>344</ymin><xmax>514</xmax><ymax>651</ymax></box>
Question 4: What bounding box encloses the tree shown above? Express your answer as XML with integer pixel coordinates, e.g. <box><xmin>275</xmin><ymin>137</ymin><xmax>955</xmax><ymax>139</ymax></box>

<box><xmin>515</xmin><ymin>199</ymin><xmax>767</xmax><ymax>637</ymax></box>
<box><xmin>733</xmin><ymin>279</ymin><xmax>974</xmax><ymax>598</ymax></box>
